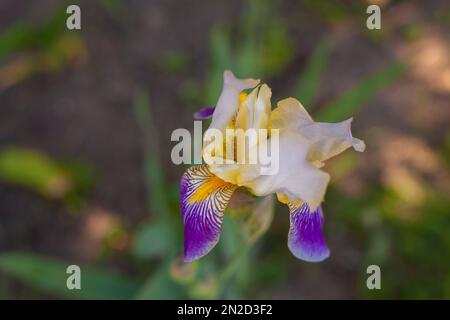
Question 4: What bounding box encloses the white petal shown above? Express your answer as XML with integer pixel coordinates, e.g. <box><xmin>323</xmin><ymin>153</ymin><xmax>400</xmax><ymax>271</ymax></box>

<box><xmin>352</xmin><ymin>137</ymin><xmax>366</xmax><ymax>152</ymax></box>
<box><xmin>269</xmin><ymin>97</ymin><xmax>313</xmax><ymax>130</ymax></box>
<box><xmin>299</xmin><ymin>118</ymin><xmax>365</xmax><ymax>163</ymax></box>
<box><xmin>234</xmin><ymin>84</ymin><xmax>272</xmax><ymax>164</ymax></box>
<box><xmin>237</xmin><ymin>131</ymin><xmax>330</xmax><ymax>211</ymax></box>
<box><xmin>270</xmin><ymin>97</ymin><xmax>365</xmax><ymax>164</ymax></box>
<box><xmin>209</xmin><ymin>70</ymin><xmax>260</xmax><ymax>131</ymax></box>
<box><xmin>236</xmin><ymin>84</ymin><xmax>272</xmax><ymax>132</ymax></box>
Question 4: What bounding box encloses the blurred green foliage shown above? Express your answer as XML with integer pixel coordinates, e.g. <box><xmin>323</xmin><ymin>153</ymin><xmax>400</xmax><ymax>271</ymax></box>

<box><xmin>293</xmin><ymin>38</ymin><xmax>330</xmax><ymax>107</ymax></box>
<box><xmin>98</xmin><ymin>0</ymin><xmax>127</xmax><ymax>20</ymax></box>
<box><xmin>0</xmin><ymin>7</ymin><xmax>86</xmax><ymax>90</ymax></box>
<box><xmin>158</xmin><ymin>50</ymin><xmax>190</xmax><ymax>75</ymax></box>
<box><xmin>206</xmin><ymin>0</ymin><xmax>293</xmax><ymax>105</ymax></box>
<box><xmin>0</xmin><ymin>147</ymin><xmax>94</xmax><ymax>208</ymax></box>
<box><xmin>0</xmin><ymin>253</ymin><xmax>139</xmax><ymax>299</ymax></box>
<box><xmin>0</xmin><ymin>147</ymin><xmax>70</xmax><ymax>198</ymax></box>
<box><xmin>301</xmin><ymin>0</ymin><xmax>348</xmax><ymax>24</ymax></box>
<box><xmin>318</xmin><ymin>63</ymin><xmax>406</xmax><ymax>121</ymax></box>
<box><xmin>0</xmin><ymin>9</ymin><xmax>67</xmax><ymax>60</ymax></box>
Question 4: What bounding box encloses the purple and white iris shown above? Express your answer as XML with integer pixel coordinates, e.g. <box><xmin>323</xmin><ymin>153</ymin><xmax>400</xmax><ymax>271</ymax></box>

<box><xmin>180</xmin><ymin>70</ymin><xmax>365</xmax><ymax>263</ymax></box>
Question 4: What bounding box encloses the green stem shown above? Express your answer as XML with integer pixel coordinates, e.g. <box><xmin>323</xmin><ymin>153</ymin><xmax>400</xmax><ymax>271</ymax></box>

<box><xmin>217</xmin><ymin>236</ymin><xmax>257</xmax><ymax>295</ymax></box>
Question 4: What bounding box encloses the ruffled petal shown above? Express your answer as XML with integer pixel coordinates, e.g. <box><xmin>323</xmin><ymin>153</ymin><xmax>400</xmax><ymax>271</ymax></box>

<box><xmin>209</xmin><ymin>70</ymin><xmax>260</xmax><ymax>131</ymax></box>
<box><xmin>270</xmin><ymin>97</ymin><xmax>365</xmax><ymax>164</ymax></box>
<box><xmin>237</xmin><ymin>131</ymin><xmax>330</xmax><ymax>211</ymax></box>
<box><xmin>288</xmin><ymin>202</ymin><xmax>329</xmax><ymax>262</ymax></box>
<box><xmin>269</xmin><ymin>97</ymin><xmax>313</xmax><ymax>130</ymax></box>
<box><xmin>180</xmin><ymin>165</ymin><xmax>237</xmax><ymax>262</ymax></box>
<box><xmin>194</xmin><ymin>106</ymin><xmax>215</xmax><ymax>119</ymax></box>
<box><xmin>299</xmin><ymin>119</ymin><xmax>366</xmax><ymax>164</ymax></box>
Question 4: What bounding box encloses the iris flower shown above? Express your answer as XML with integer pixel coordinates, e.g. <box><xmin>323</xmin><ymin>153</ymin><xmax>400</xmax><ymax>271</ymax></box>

<box><xmin>181</xmin><ymin>71</ymin><xmax>365</xmax><ymax>262</ymax></box>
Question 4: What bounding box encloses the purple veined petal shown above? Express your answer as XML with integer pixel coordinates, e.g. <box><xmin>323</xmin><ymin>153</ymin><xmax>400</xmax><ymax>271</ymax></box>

<box><xmin>287</xmin><ymin>202</ymin><xmax>330</xmax><ymax>262</ymax></box>
<box><xmin>193</xmin><ymin>106</ymin><xmax>215</xmax><ymax>120</ymax></box>
<box><xmin>180</xmin><ymin>165</ymin><xmax>237</xmax><ymax>262</ymax></box>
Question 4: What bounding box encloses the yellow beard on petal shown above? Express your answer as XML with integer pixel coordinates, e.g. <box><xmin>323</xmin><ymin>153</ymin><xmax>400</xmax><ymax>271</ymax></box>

<box><xmin>277</xmin><ymin>193</ymin><xmax>304</xmax><ymax>209</ymax></box>
<box><xmin>276</xmin><ymin>192</ymin><xmax>289</xmax><ymax>204</ymax></box>
<box><xmin>188</xmin><ymin>175</ymin><xmax>234</xmax><ymax>204</ymax></box>
<box><xmin>239</xmin><ymin>92</ymin><xmax>248</xmax><ymax>104</ymax></box>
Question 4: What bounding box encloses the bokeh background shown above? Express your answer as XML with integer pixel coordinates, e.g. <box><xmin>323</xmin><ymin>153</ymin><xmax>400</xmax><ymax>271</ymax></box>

<box><xmin>0</xmin><ymin>0</ymin><xmax>449</xmax><ymax>299</ymax></box>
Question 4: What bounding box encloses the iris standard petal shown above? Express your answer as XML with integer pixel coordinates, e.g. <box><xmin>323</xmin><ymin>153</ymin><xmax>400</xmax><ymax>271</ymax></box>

<box><xmin>287</xmin><ymin>202</ymin><xmax>330</xmax><ymax>262</ymax></box>
<box><xmin>270</xmin><ymin>97</ymin><xmax>365</xmax><ymax>164</ymax></box>
<box><xmin>298</xmin><ymin>119</ymin><xmax>366</xmax><ymax>164</ymax></box>
<box><xmin>235</xmin><ymin>84</ymin><xmax>272</xmax><ymax>132</ymax></box>
<box><xmin>194</xmin><ymin>106</ymin><xmax>215</xmax><ymax>119</ymax></box>
<box><xmin>269</xmin><ymin>97</ymin><xmax>313</xmax><ymax>130</ymax></box>
<box><xmin>209</xmin><ymin>70</ymin><xmax>260</xmax><ymax>131</ymax></box>
<box><xmin>180</xmin><ymin>165</ymin><xmax>237</xmax><ymax>262</ymax></box>
<box><xmin>234</xmin><ymin>84</ymin><xmax>272</xmax><ymax>164</ymax></box>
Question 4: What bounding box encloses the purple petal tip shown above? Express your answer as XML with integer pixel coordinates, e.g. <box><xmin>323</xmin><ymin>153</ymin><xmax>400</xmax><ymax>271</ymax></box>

<box><xmin>194</xmin><ymin>107</ymin><xmax>215</xmax><ymax>120</ymax></box>
<box><xmin>288</xmin><ymin>204</ymin><xmax>330</xmax><ymax>262</ymax></box>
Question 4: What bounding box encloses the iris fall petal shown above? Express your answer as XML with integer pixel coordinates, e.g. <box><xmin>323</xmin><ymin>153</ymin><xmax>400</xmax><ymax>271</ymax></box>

<box><xmin>288</xmin><ymin>202</ymin><xmax>330</xmax><ymax>262</ymax></box>
<box><xmin>180</xmin><ymin>165</ymin><xmax>237</xmax><ymax>262</ymax></box>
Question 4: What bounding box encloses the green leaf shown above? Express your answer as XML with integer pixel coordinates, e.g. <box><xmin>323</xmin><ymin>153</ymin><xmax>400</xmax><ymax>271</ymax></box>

<box><xmin>294</xmin><ymin>38</ymin><xmax>331</xmax><ymax>107</ymax></box>
<box><xmin>158</xmin><ymin>50</ymin><xmax>189</xmax><ymax>75</ymax></box>
<box><xmin>206</xmin><ymin>27</ymin><xmax>233</xmax><ymax>105</ymax></box>
<box><xmin>134</xmin><ymin>263</ymin><xmax>183</xmax><ymax>299</ymax></box>
<box><xmin>60</xmin><ymin>160</ymin><xmax>95</xmax><ymax>209</ymax></box>
<box><xmin>235</xmin><ymin>0</ymin><xmax>262</xmax><ymax>76</ymax></box>
<box><xmin>133</xmin><ymin>91</ymin><xmax>171</xmax><ymax>219</ymax></box>
<box><xmin>0</xmin><ymin>24</ymin><xmax>31</xmax><ymax>61</ymax></box>
<box><xmin>220</xmin><ymin>215</ymin><xmax>243</xmax><ymax>259</ymax></box>
<box><xmin>0</xmin><ymin>253</ymin><xmax>139</xmax><ymax>299</ymax></box>
<box><xmin>301</xmin><ymin>0</ymin><xmax>348</xmax><ymax>24</ymax></box>
<box><xmin>0</xmin><ymin>8</ymin><xmax>69</xmax><ymax>61</ymax></box>
<box><xmin>260</xmin><ymin>17</ymin><xmax>293</xmax><ymax>76</ymax></box>
<box><xmin>0</xmin><ymin>147</ymin><xmax>72</xmax><ymax>199</ymax></box>
<box><xmin>0</xmin><ymin>147</ymin><xmax>94</xmax><ymax>207</ymax></box>
<box><xmin>132</xmin><ymin>222</ymin><xmax>171</xmax><ymax>259</ymax></box>
<box><xmin>236</xmin><ymin>0</ymin><xmax>291</xmax><ymax>77</ymax></box>
<box><xmin>133</xmin><ymin>91</ymin><xmax>178</xmax><ymax>258</ymax></box>
<box><xmin>318</xmin><ymin>63</ymin><xmax>406</xmax><ymax>122</ymax></box>
<box><xmin>217</xmin><ymin>196</ymin><xmax>275</xmax><ymax>293</ymax></box>
<box><xmin>244</xmin><ymin>195</ymin><xmax>275</xmax><ymax>244</ymax></box>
